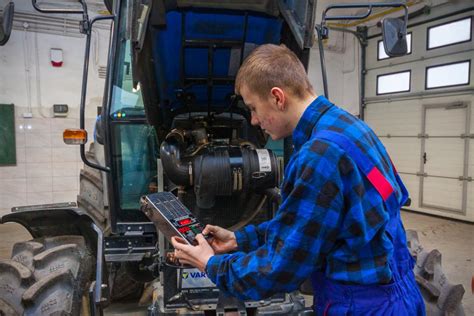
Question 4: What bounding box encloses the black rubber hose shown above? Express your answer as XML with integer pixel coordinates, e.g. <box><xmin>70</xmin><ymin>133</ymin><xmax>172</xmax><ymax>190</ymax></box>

<box><xmin>160</xmin><ymin>137</ymin><xmax>190</xmax><ymax>186</ymax></box>
<box><xmin>264</xmin><ymin>188</ymin><xmax>281</xmax><ymax>204</ymax></box>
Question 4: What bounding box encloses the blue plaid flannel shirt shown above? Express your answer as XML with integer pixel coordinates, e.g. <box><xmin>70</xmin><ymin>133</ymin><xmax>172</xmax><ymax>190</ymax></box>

<box><xmin>205</xmin><ymin>96</ymin><xmax>406</xmax><ymax>301</ymax></box>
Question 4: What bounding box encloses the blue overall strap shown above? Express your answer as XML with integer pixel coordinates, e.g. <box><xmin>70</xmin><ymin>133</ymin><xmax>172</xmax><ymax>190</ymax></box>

<box><xmin>390</xmin><ymin>160</ymin><xmax>409</xmax><ymax>207</ymax></box>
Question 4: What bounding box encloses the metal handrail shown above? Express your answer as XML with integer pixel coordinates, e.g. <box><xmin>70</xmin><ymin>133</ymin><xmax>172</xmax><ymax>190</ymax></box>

<box><xmin>322</xmin><ymin>2</ymin><xmax>408</xmax><ymax>25</ymax></box>
<box><xmin>31</xmin><ymin>0</ymin><xmax>85</xmax><ymax>14</ymax></box>
<box><xmin>316</xmin><ymin>2</ymin><xmax>409</xmax><ymax>99</ymax></box>
<box><xmin>79</xmin><ymin>15</ymin><xmax>114</xmax><ymax>172</ymax></box>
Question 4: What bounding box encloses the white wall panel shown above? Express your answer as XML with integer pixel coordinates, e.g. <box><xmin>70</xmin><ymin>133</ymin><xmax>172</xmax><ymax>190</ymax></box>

<box><xmin>424</xmin><ymin>139</ymin><xmax>465</xmax><ymax>177</ymax></box>
<box><xmin>0</xmin><ymin>25</ymin><xmax>109</xmax><ymax>119</ymax></box>
<box><xmin>425</xmin><ymin>107</ymin><xmax>467</xmax><ymax>136</ymax></box>
<box><xmin>365</xmin><ymin>101</ymin><xmax>422</xmax><ymax>136</ymax></box>
<box><xmin>382</xmin><ymin>138</ymin><xmax>421</xmax><ymax>174</ymax></box>
<box><xmin>467</xmin><ymin>182</ymin><xmax>474</xmax><ymax>217</ymax></box>
<box><xmin>422</xmin><ymin>177</ymin><xmax>463</xmax><ymax>212</ymax></box>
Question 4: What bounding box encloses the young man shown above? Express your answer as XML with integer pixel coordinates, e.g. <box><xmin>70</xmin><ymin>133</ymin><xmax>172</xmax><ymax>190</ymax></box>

<box><xmin>171</xmin><ymin>44</ymin><xmax>425</xmax><ymax>315</ymax></box>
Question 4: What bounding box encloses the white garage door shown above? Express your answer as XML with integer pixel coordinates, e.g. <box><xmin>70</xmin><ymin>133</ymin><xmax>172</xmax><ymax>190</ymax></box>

<box><xmin>364</xmin><ymin>5</ymin><xmax>474</xmax><ymax>222</ymax></box>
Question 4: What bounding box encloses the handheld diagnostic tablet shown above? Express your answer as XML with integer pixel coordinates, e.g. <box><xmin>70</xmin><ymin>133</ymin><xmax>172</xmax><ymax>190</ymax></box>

<box><xmin>141</xmin><ymin>192</ymin><xmax>207</xmax><ymax>245</ymax></box>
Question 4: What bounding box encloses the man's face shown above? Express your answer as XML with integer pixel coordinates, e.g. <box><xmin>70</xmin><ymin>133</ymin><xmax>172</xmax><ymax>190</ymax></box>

<box><xmin>239</xmin><ymin>84</ymin><xmax>292</xmax><ymax>140</ymax></box>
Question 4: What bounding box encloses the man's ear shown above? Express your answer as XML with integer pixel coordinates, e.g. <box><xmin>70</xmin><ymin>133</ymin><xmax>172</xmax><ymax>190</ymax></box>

<box><xmin>270</xmin><ymin>87</ymin><xmax>286</xmax><ymax>111</ymax></box>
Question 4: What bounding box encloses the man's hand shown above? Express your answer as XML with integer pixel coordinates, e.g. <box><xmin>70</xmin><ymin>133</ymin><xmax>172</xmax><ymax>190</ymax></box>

<box><xmin>171</xmin><ymin>234</ymin><xmax>214</xmax><ymax>272</ymax></box>
<box><xmin>202</xmin><ymin>225</ymin><xmax>238</xmax><ymax>254</ymax></box>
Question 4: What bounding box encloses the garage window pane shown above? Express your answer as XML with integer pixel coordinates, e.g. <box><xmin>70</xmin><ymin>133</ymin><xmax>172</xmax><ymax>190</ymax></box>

<box><xmin>378</xmin><ymin>33</ymin><xmax>412</xmax><ymax>60</ymax></box>
<box><xmin>426</xmin><ymin>61</ymin><xmax>470</xmax><ymax>89</ymax></box>
<box><xmin>428</xmin><ymin>17</ymin><xmax>472</xmax><ymax>49</ymax></box>
<box><xmin>377</xmin><ymin>71</ymin><xmax>411</xmax><ymax>95</ymax></box>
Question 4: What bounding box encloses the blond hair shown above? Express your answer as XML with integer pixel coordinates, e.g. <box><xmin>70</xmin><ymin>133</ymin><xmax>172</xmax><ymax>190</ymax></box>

<box><xmin>235</xmin><ymin>44</ymin><xmax>314</xmax><ymax>99</ymax></box>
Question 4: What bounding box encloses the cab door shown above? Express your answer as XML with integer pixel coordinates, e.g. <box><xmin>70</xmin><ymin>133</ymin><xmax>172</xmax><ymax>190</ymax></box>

<box><xmin>278</xmin><ymin>0</ymin><xmax>317</xmax><ymax>49</ymax></box>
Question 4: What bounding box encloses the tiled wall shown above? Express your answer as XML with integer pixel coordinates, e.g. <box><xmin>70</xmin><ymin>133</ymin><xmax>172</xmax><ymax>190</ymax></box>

<box><xmin>0</xmin><ymin>106</ymin><xmax>96</xmax><ymax>216</ymax></box>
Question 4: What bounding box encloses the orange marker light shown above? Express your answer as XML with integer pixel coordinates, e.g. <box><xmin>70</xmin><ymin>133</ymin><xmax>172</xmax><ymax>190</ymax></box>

<box><xmin>63</xmin><ymin>129</ymin><xmax>87</xmax><ymax>145</ymax></box>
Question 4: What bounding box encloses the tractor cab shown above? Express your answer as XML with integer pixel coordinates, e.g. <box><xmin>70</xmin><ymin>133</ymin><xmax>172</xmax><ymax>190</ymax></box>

<box><xmin>94</xmin><ymin>2</ymin><xmax>316</xmax><ymax>313</ymax></box>
<box><xmin>100</xmin><ymin>0</ymin><xmax>316</xmax><ymax>230</ymax></box>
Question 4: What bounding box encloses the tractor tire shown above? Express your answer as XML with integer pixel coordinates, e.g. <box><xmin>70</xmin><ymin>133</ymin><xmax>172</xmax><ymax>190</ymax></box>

<box><xmin>77</xmin><ymin>143</ymin><xmax>110</xmax><ymax>232</ymax></box>
<box><xmin>78</xmin><ymin>143</ymin><xmax>145</xmax><ymax>301</ymax></box>
<box><xmin>407</xmin><ymin>230</ymin><xmax>466</xmax><ymax>315</ymax></box>
<box><xmin>0</xmin><ymin>236</ymin><xmax>93</xmax><ymax>315</ymax></box>
<box><xmin>108</xmin><ymin>263</ymin><xmax>144</xmax><ymax>302</ymax></box>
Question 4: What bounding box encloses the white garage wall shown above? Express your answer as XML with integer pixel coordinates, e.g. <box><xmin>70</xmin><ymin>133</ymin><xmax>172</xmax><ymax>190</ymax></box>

<box><xmin>0</xmin><ymin>19</ymin><xmax>109</xmax><ymax>118</ymax></box>
<box><xmin>0</xmin><ymin>10</ymin><xmax>110</xmax><ymax>215</ymax></box>
<box><xmin>308</xmin><ymin>34</ymin><xmax>360</xmax><ymax>115</ymax></box>
<box><xmin>308</xmin><ymin>0</ymin><xmax>361</xmax><ymax>115</ymax></box>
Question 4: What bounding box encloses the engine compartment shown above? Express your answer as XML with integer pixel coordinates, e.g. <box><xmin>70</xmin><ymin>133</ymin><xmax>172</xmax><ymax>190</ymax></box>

<box><xmin>160</xmin><ymin>113</ymin><xmax>282</xmax><ymax>229</ymax></box>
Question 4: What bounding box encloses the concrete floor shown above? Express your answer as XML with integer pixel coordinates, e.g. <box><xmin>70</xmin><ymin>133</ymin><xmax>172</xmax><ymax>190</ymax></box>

<box><xmin>0</xmin><ymin>211</ymin><xmax>472</xmax><ymax>314</ymax></box>
<box><xmin>401</xmin><ymin>211</ymin><xmax>474</xmax><ymax>314</ymax></box>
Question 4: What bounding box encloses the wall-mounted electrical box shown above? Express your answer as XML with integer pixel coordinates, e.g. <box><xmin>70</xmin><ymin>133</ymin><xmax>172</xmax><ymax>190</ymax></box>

<box><xmin>53</xmin><ymin>104</ymin><xmax>68</xmax><ymax>117</ymax></box>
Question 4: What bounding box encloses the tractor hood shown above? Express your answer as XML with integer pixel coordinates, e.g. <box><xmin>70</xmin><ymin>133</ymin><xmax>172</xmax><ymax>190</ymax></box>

<box><xmin>124</xmin><ymin>0</ymin><xmax>316</xmax><ymax>130</ymax></box>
